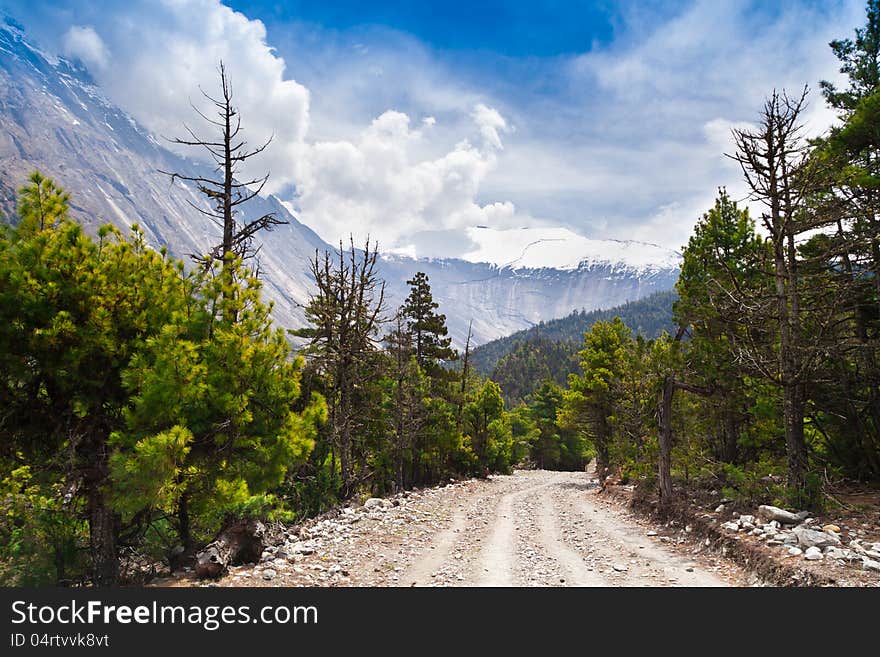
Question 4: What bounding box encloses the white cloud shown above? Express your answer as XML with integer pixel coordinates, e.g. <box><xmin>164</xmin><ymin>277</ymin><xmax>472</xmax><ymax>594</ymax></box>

<box><xmin>62</xmin><ymin>25</ymin><xmax>108</xmax><ymax>70</ymax></box>
<box><xmin>294</xmin><ymin>107</ymin><xmax>519</xmax><ymax>252</ymax></box>
<box><xmin>48</xmin><ymin>0</ymin><xmax>522</xmax><ymax>254</ymax></box>
<box><xmin>69</xmin><ymin>0</ymin><xmax>309</xmax><ymax>196</ymax></box>
<box><xmin>472</xmin><ymin>103</ymin><xmax>509</xmax><ymax>150</ymax></box>
<box><xmin>17</xmin><ymin>0</ymin><xmax>871</xmax><ymax>256</ymax></box>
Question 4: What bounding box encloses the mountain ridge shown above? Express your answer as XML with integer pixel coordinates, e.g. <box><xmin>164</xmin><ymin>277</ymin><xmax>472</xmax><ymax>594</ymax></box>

<box><xmin>0</xmin><ymin>18</ymin><xmax>680</xmax><ymax>347</ymax></box>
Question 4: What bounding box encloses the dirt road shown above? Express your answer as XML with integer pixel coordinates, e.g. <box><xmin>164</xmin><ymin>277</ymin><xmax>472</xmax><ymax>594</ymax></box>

<box><xmin>180</xmin><ymin>469</ymin><xmax>748</xmax><ymax>587</ymax></box>
<box><xmin>402</xmin><ymin>470</ymin><xmax>740</xmax><ymax>587</ymax></box>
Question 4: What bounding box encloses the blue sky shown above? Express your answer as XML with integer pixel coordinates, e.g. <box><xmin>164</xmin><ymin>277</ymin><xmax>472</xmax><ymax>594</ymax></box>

<box><xmin>228</xmin><ymin>0</ymin><xmax>618</xmax><ymax>56</ymax></box>
<box><xmin>0</xmin><ymin>0</ymin><xmax>869</xmax><ymax>256</ymax></box>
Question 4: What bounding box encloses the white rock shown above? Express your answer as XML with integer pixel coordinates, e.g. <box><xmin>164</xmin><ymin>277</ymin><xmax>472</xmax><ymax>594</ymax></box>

<box><xmin>722</xmin><ymin>522</ymin><xmax>740</xmax><ymax>532</ymax></box>
<box><xmin>739</xmin><ymin>515</ymin><xmax>755</xmax><ymax>525</ymax></box>
<box><xmin>364</xmin><ymin>498</ymin><xmax>385</xmax><ymax>510</ymax></box>
<box><xmin>757</xmin><ymin>505</ymin><xmax>806</xmax><ymax>525</ymax></box>
<box><xmin>787</xmin><ymin>547</ymin><xmax>804</xmax><ymax>556</ymax></box>
<box><xmin>714</xmin><ymin>504</ymin><xmax>726</xmax><ymax>513</ymax></box>
<box><xmin>804</xmin><ymin>547</ymin><xmax>823</xmax><ymax>561</ymax></box>
<box><xmin>750</xmin><ymin>528</ymin><xmax>764</xmax><ymax>536</ymax></box>
<box><xmin>612</xmin><ymin>563</ymin><xmax>628</xmax><ymax>572</ymax></box>
<box><xmin>262</xmin><ymin>569</ymin><xmax>277</xmax><ymax>580</ymax></box>
<box><xmin>794</xmin><ymin>528</ymin><xmax>841</xmax><ymax>549</ymax></box>
<box><xmin>861</xmin><ymin>558</ymin><xmax>880</xmax><ymax>572</ymax></box>
<box><xmin>824</xmin><ymin>546</ymin><xmax>849</xmax><ymax>560</ymax></box>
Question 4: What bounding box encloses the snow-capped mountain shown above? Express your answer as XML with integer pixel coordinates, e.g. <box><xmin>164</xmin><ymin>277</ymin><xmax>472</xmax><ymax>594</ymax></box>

<box><xmin>457</xmin><ymin>225</ymin><xmax>680</xmax><ymax>274</ymax></box>
<box><xmin>0</xmin><ymin>16</ymin><xmax>680</xmax><ymax>347</ymax></box>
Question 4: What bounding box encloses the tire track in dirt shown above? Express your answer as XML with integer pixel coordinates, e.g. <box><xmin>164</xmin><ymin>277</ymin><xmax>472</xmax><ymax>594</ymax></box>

<box><xmin>535</xmin><ymin>486</ymin><xmax>607</xmax><ymax>586</ymax></box>
<box><xmin>404</xmin><ymin>504</ymin><xmax>469</xmax><ymax>586</ymax></box>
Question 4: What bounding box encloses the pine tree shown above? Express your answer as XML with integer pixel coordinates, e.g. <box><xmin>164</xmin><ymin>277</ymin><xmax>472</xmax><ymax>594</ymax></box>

<box><xmin>15</xmin><ymin>172</ymin><xmax>69</xmax><ymax>233</ymax></box>
<box><xmin>297</xmin><ymin>239</ymin><xmax>387</xmax><ymax>498</ymax></box>
<box><xmin>400</xmin><ymin>272</ymin><xmax>456</xmax><ymax>375</ymax></box>
<box><xmin>559</xmin><ymin>318</ymin><xmax>633</xmax><ymax>483</ymax></box>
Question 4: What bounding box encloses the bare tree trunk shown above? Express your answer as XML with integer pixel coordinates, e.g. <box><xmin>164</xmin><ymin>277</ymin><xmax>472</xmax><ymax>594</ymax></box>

<box><xmin>195</xmin><ymin>518</ymin><xmax>265</xmax><ymax>579</ymax></box>
<box><xmin>177</xmin><ymin>491</ymin><xmax>192</xmax><ymax>552</ymax></box>
<box><xmin>88</xmin><ymin>484</ymin><xmax>118</xmax><ymax>586</ymax></box>
<box><xmin>657</xmin><ymin>376</ymin><xmax>675</xmax><ymax>507</ymax></box>
<box><xmin>456</xmin><ymin>320</ymin><xmax>473</xmax><ymax>432</ymax></box>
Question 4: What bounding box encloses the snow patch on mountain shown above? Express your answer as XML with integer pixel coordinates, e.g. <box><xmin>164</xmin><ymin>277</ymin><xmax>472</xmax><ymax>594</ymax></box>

<box><xmin>460</xmin><ymin>226</ymin><xmax>682</xmax><ymax>273</ymax></box>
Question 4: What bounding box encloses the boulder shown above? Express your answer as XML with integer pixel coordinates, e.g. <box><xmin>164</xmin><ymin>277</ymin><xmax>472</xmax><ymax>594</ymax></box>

<box><xmin>824</xmin><ymin>546</ymin><xmax>849</xmax><ymax>560</ymax></box>
<box><xmin>794</xmin><ymin>528</ymin><xmax>841</xmax><ymax>549</ymax></box>
<box><xmin>804</xmin><ymin>546</ymin><xmax>823</xmax><ymax>561</ymax></box>
<box><xmin>862</xmin><ymin>558</ymin><xmax>880</xmax><ymax>573</ymax></box>
<box><xmin>364</xmin><ymin>498</ymin><xmax>385</xmax><ymax>510</ymax></box>
<box><xmin>757</xmin><ymin>505</ymin><xmax>806</xmax><ymax>525</ymax></box>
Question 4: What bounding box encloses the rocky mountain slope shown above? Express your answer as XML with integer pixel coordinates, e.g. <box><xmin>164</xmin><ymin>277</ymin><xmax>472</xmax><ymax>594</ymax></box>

<box><xmin>0</xmin><ymin>16</ymin><xmax>680</xmax><ymax>347</ymax></box>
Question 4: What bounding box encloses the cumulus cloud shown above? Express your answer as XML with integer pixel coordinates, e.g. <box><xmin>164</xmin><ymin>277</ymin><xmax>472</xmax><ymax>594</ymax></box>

<box><xmin>33</xmin><ymin>0</ymin><xmax>521</xmax><ymax>254</ymax></box>
<box><xmin>63</xmin><ymin>0</ymin><xmax>309</xmax><ymax>196</ymax></box>
<box><xmin>62</xmin><ymin>25</ymin><xmax>109</xmax><ymax>70</ymax></box>
<box><xmin>6</xmin><ymin>0</ymin><xmax>869</xmax><ymax>255</ymax></box>
<box><xmin>294</xmin><ymin>107</ymin><xmax>517</xmax><ymax>252</ymax></box>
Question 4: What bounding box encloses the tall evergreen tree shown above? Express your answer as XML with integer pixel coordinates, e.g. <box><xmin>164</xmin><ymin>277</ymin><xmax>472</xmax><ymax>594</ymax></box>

<box><xmin>400</xmin><ymin>272</ymin><xmax>456</xmax><ymax>375</ymax></box>
<box><xmin>559</xmin><ymin>318</ymin><xmax>633</xmax><ymax>483</ymax></box>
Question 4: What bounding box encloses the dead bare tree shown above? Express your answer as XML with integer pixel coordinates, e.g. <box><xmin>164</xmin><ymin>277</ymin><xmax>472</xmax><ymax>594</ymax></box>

<box><xmin>298</xmin><ymin>238</ymin><xmax>387</xmax><ymax>498</ymax></box>
<box><xmin>727</xmin><ymin>87</ymin><xmax>835</xmax><ymax>492</ymax></box>
<box><xmin>160</xmin><ymin>61</ymin><xmax>286</xmax><ymax>267</ymax></box>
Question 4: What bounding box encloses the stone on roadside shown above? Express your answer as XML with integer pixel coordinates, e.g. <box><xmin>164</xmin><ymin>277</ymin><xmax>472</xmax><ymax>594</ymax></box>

<box><xmin>757</xmin><ymin>505</ymin><xmax>804</xmax><ymax>525</ymax></box>
<box><xmin>262</xmin><ymin>569</ymin><xmax>277</xmax><ymax>580</ymax></box>
<box><xmin>862</xmin><ymin>557</ymin><xmax>880</xmax><ymax>572</ymax></box>
<box><xmin>787</xmin><ymin>547</ymin><xmax>803</xmax><ymax>556</ymax></box>
<box><xmin>804</xmin><ymin>546</ymin><xmax>823</xmax><ymax>561</ymax></box>
<box><xmin>364</xmin><ymin>498</ymin><xmax>385</xmax><ymax>510</ymax></box>
<box><xmin>794</xmin><ymin>528</ymin><xmax>840</xmax><ymax>549</ymax></box>
<box><xmin>612</xmin><ymin>563</ymin><xmax>628</xmax><ymax>572</ymax></box>
<box><xmin>824</xmin><ymin>546</ymin><xmax>848</xmax><ymax>560</ymax></box>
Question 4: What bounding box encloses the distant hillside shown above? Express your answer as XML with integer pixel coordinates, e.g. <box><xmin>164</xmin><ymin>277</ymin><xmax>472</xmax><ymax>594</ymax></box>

<box><xmin>472</xmin><ymin>290</ymin><xmax>677</xmax><ymax>405</ymax></box>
